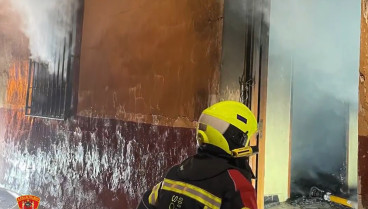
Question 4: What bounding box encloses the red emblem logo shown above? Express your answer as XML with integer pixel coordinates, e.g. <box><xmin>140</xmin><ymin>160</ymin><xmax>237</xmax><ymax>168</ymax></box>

<box><xmin>16</xmin><ymin>195</ymin><xmax>40</xmax><ymax>209</ymax></box>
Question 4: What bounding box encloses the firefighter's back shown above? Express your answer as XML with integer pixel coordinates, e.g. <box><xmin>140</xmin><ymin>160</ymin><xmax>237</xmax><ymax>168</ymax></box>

<box><xmin>145</xmin><ymin>153</ymin><xmax>257</xmax><ymax>209</ymax></box>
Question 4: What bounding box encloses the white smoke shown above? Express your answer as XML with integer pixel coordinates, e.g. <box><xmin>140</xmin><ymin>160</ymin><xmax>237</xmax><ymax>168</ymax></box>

<box><xmin>269</xmin><ymin>0</ymin><xmax>360</xmax><ymax>108</ymax></box>
<box><xmin>267</xmin><ymin>0</ymin><xmax>360</xmax><ymax>195</ymax></box>
<box><xmin>9</xmin><ymin>0</ymin><xmax>79</xmax><ymax>64</ymax></box>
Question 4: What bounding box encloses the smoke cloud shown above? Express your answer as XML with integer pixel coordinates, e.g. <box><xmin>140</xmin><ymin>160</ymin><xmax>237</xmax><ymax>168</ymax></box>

<box><xmin>268</xmin><ymin>0</ymin><xmax>360</xmax><ymax>195</ymax></box>
<box><xmin>270</xmin><ymin>0</ymin><xmax>360</xmax><ymax>108</ymax></box>
<box><xmin>9</xmin><ymin>0</ymin><xmax>79</xmax><ymax>64</ymax></box>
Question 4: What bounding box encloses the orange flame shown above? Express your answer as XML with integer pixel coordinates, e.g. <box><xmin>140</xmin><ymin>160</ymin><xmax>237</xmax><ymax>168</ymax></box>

<box><xmin>3</xmin><ymin>60</ymin><xmax>32</xmax><ymax>140</ymax></box>
<box><xmin>6</xmin><ymin>61</ymin><xmax>29</xmax><ymax>109</ymax></box>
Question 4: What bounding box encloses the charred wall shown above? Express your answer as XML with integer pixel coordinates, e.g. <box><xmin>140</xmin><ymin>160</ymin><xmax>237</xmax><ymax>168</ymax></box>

<box><xmin>0</xmin><ymin>0</ymin><xmax>224</xmax><ymax>208</ymax></box>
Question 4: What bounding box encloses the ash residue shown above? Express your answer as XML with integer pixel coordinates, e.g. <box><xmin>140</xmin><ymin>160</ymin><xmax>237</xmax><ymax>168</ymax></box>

<box><xmin>267</xmin><ymin>171</ymin><xmax>357</xmax><ymax>209</ymax></box>
<box><xmin>285</xmin><ymin>196</ymin><xmax>351</xmax><ymax>209</ymax></box>
<box><xmin>267</xmin><ymin>196</ymin><xmax>354</xmax><ymax>209</ymax></box>
<box><xmin>291</xmin><ymin>171</ymin><xmax>348</xmax><ymax>198</ymax></box>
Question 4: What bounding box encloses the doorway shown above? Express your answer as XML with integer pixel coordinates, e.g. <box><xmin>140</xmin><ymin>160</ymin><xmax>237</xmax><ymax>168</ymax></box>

<box><xmin>264</xmin><ymin>0</ymin><xmax>360</xmax><ymax>202</ymax></box>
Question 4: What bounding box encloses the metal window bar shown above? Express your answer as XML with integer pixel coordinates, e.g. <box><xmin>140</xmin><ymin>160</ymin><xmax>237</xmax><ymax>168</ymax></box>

<box><xmin>25</xmin><ymin>33</ymin><xmax>74</xmax><ymax>120</ymax></box>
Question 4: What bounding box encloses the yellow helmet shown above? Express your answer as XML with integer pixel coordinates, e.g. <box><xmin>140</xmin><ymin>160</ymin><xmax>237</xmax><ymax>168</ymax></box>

<box><xmin>196</xmin><ymin>101</ymin><xmax>258</xmax><ymax>157</ymax></box>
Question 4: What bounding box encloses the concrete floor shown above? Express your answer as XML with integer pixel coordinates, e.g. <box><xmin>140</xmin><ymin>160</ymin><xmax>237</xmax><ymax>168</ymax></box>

<box><xmin>0</xmin><ymin>189</ymin><xmax>347</xmax><ymax>209</ymax></box>
<box><xmin>0</xmin><ymin>190</ymin><xmax>340</xmax><ymax>209</ymax></box>
<box><xmin>0</xmin><ymin>188</ymin><xmax>18</xmax><ymax>209</ymax></box>
<box><xmin>0</xmin><ymin>188</ymin><xmax>344</xmax><ymax>209</ymax></box>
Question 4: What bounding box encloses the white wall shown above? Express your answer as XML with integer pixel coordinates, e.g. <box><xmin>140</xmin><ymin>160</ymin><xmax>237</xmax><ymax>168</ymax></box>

<box><xmin>264</xmin><ymin>53</ymin><xmax>293</xmax><ymax>202</ymax></box>
<box><xmin>348</xmin><ymin>105</ymin><xmax>358</xmax><ymax>188</ymax></box>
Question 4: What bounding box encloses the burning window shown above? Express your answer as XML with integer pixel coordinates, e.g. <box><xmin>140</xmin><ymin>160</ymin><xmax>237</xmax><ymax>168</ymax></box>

<box><xmin>22</xmin><ymin>1</ymin><xmax>83</xmax><ymax>120</ymax></box>
<box><xmin>25</xmin><ymin>39</ymin><xmax>73</xmax><ymax>119</ymax></box>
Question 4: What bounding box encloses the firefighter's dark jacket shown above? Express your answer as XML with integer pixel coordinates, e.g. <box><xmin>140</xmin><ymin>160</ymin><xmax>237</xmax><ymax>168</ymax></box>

<box><xmin>136</xmin><ymin>145</ymin><xmax>257</xmax><ymax>209</ymax></box>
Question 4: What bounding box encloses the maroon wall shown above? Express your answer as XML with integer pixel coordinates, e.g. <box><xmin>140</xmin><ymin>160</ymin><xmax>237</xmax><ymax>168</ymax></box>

<box><xmin>0</xmin><ymin>108</ymin><xmax>196</xmax><ymax>208</ymax></box>
<box><xmin>358</xmin><ymin>136</ymin><xmax>368</xmax><ymax>208</ymax></box>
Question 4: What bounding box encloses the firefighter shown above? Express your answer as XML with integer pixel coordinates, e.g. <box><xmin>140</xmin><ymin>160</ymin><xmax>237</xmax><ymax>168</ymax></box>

<box><xmin>137</xmin><ymin>101</ymin><xmax>258</xmax><ymax>209</ymax></box>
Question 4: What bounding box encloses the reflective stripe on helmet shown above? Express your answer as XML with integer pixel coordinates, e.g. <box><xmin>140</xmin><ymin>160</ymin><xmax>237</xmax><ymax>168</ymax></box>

<box><xmin>199</xmin><ymin>113</ymin><xmax>230</xmax><ymax>134</ymax></box>
<box><xmin>161</xmin><ymin>178</ymin><xmax>222</xmax><ymax>209</ymax></box>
